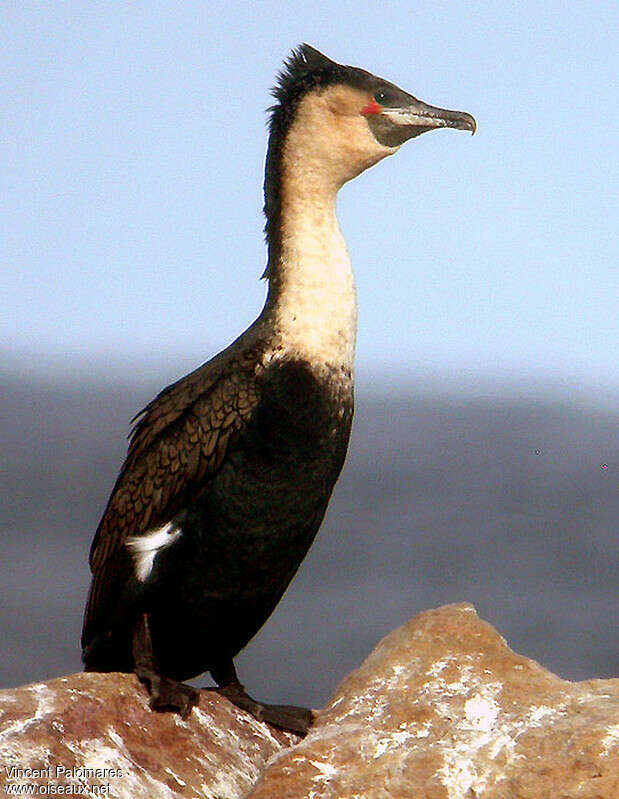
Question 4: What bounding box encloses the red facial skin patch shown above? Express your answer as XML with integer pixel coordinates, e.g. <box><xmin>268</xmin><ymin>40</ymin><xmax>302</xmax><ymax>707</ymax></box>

<box><xmin>361</xmin><ymin>98</ymin><xmax>382</xmax><ymax>116</ymax></box>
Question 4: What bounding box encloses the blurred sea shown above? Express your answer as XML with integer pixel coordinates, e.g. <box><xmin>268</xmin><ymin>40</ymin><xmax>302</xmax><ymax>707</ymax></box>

<box><xmin>1</xmin><ymin>369</ymin><xmax>617</xmax><ymax>707</ymax></box>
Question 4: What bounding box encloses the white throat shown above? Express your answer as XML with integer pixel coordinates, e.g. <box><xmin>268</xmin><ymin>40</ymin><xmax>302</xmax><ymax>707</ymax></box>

<box><xmin>266</xmin><ymin>192</ymin><xmax>357</xmax><ymax>373</ymax></box>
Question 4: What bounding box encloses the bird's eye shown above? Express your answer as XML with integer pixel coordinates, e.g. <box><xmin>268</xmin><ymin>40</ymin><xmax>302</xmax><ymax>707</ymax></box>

<box><xmin>374</xmin><ymin>89</ymin><xmax>391</xmax><ymax>106</ymax></box>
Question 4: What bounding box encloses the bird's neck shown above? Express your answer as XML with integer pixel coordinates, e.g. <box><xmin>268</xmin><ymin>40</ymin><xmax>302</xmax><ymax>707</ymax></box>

<box><xmin>263</xmin><ymin>165</ymin><xmax>357</xmax><ymax>373</ymax></box>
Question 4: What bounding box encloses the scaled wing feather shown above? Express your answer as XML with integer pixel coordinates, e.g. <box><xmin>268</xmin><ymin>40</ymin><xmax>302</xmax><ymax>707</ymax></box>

<box><xmin>88</xmin><ymin>353</ymin><xmax>262</xmax><ymax>575</ymax></box>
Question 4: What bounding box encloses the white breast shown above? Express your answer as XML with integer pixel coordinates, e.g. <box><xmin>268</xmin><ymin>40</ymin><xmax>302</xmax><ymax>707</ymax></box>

<box><xmin>270</xmin><ymin>204</ymin><xmax>357</xmax><ymax>372</ymax></box>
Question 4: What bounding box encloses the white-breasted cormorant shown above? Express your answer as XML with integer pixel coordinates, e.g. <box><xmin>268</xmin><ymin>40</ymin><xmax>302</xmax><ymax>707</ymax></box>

<box><xmin>82</xmin><ymin>44</ymin><xmax>475</xmax><ymax>734</ymax></box>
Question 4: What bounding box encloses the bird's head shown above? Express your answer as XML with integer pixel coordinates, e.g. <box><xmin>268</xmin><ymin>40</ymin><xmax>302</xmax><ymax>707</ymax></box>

<box><xmin>268</xmin><ymin>44</ymin><xmax>476</xmax><ymax>189</ymax></box>
<box><xmin>263</xmin><ymin>45</ymin><xmax>476</xmax><ymax>272</ymax></box>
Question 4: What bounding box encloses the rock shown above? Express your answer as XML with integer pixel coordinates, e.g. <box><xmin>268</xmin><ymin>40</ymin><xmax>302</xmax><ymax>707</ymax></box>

<box><xmin>248</xmin><ymin>604</ymin><xmax>619</xmax><ymax>799</ymax></box>
<box><xmin>2</xmin><ymin>606</ymin><xmax>617</xmax><ymax>798</ymax></box>
<box><xmin>0</xmin><ymin>671</ymin><xmax>299</xmax><ymax>798</ymax></box>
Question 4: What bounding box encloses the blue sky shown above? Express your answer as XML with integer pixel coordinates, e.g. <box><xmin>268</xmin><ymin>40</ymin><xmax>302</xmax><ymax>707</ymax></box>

<box><xmin>3</xmin><ymin>2</ymin><xmax>618</xmax><ymax>405</ymax></box>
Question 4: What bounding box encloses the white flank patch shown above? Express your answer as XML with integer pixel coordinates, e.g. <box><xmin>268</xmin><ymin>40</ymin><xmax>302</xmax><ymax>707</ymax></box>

<box><xmin>126</xmin><ymin>522</ymin><xmax>181</xmax><ymax>582</ymax></box>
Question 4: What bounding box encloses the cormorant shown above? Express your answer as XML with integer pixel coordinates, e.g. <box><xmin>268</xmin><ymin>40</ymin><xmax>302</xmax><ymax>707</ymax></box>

<box><xmin>82</xmin><ymin>44</ymin><xmax>475</xmax><ymax>734</ymax></box>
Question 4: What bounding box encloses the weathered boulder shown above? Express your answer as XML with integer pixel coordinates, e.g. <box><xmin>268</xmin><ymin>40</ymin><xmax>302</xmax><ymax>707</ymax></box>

<box><xmin>249</xmin><ymin>604</ymin><xmax>619</xmax><ymax>799</ymax></box>
<box><xmin>1</xmin><ymin>606</ymin><xmax>617</xmax><ymax>798</ymax></box>
<box><xmin>0</xmin><ymin>671</ymin><xmax>298</xmax><ymax>798</ymax></box>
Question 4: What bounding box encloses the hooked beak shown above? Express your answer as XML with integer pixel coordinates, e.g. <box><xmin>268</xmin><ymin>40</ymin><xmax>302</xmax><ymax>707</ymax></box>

<box><xmin>366</xmin><ymin>94</ymin><xmax>476</xmax><ymax>148</ymax></box>
<box><xmin>383</xmin><ymin>98</ymin><xmax>476</xmax><ymax>138</ymax></box>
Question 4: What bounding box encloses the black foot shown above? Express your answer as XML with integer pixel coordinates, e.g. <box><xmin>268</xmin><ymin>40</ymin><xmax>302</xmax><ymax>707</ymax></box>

<box><xmin>132</xmin><ymin>612</ymin><xmax>199</xmax><ymax>718</ymax></box>
<box><xmin>208</xmin><ymin>661</ymin><xmax>314</xmax><ymax>735</ymax></box>
<box><xmin>142</xmin><ymin>671</ymin><xmax>199</xmax><ymax>719</ymax></box>
<box><xmin>215</xmin><ymin>683</ymin><xmax>313</xmax><ymax>734</ymax></box>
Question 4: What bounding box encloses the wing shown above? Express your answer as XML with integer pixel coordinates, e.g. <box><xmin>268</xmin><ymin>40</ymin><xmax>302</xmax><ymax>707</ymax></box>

<box><xmin>82</xmin><ymin>344</ymin><xmax>263</xmax><ymax>646</ymax></box>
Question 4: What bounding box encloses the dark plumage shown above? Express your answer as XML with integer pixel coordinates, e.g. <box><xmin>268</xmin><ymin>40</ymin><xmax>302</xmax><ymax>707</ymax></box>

<box><xmin>82</xmin><ymin>44</ymin><xmax>475</xmax><ymax>734</ymax></box>
<box><xmin>83</xmin><ymin>351</ymin><xmax>352</xmax><ymax>677</ymax></box>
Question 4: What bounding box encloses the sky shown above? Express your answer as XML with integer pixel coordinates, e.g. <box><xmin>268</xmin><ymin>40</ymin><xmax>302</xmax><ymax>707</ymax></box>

<box><xmin>3</xmin><ymin>1</ymin><xmax>618</xmax><ymax>406</ymax></box>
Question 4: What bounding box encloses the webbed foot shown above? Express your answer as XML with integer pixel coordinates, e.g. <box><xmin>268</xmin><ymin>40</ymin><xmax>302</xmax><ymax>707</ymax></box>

<box><xmin>209</xmin><ymin>661</ymin><xmax>314</xmax><ymax>735</ymax></box>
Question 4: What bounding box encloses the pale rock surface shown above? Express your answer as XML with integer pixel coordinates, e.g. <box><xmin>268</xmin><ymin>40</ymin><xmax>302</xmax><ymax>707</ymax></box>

<box><xmin>249</xmin><ymin>604</ymin><xmax>619</xmax><ymax>799</ymax></box>
<box><xmin>0</xmin><ymin>671</ymin><xmax>298</xmax><ymax>798</ymax></box>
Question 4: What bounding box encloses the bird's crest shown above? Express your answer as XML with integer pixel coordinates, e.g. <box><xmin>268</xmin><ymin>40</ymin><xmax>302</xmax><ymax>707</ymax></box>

<box><xmin>271</xmin><ymin>44</ymin><xmax>340</xmax><ymax>108</ymax></box>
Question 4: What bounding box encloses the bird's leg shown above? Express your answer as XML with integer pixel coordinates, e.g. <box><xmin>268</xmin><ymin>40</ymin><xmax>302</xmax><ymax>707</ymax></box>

<box><xmin>209</xmin><ymin>660</ymin><xmax>314</xmax><ymax>736</ymax></box>
<box><xmin>132</xmin><ymin>613</ymin><xmax>199</xmax><ymax>718</ymax></box>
